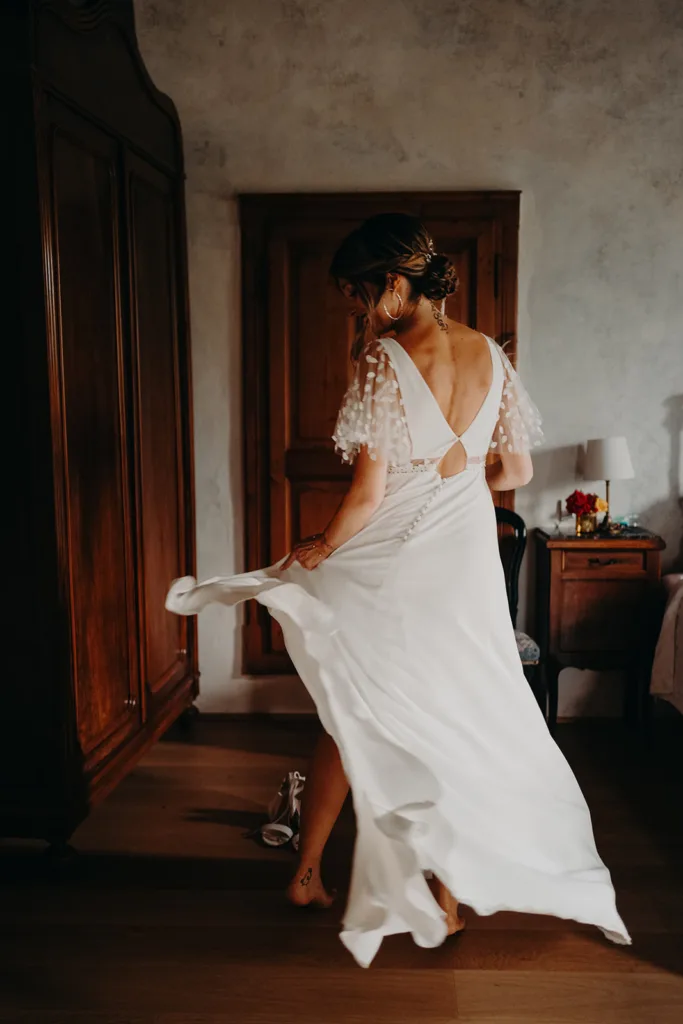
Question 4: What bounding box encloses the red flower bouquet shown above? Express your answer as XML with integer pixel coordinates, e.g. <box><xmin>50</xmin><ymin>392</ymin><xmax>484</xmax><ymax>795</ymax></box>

<box><xmin>565</xmin><ymin>489</ymin><xmax>598</xmax><ymax>516</ymax></box>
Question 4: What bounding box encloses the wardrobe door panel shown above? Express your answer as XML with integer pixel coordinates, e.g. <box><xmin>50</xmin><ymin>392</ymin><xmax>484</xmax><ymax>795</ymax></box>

<box><xmin>47</xmin><ymin>100</ymin><xmax>140</xmax><ymax>765</ymax></box>
<box><xmin>127</xmin><ymin>153</ymin><xmax>189</xmax><ymax>709</ymax></box>
<box><xmin>0</xmin><ymin>0</ymin><xmax>198</xmax><ymax>844</ymax></box>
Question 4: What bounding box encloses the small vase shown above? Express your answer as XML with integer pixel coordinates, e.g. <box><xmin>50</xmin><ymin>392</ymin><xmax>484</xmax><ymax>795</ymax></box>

<box><xmin>575</xmin><ymin>513</ymin><xmax>597</xmax><ymax>536</ymax></box>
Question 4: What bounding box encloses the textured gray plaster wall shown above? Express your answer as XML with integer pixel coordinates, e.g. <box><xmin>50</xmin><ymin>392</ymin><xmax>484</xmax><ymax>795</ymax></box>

<box><xmin>135</xmin><ymin>0</ymin><xmax>683</xmax><ymax>715</ymax></box>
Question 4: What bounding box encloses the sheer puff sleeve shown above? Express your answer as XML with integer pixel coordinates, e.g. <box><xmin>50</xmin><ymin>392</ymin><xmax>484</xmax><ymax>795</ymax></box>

<box><xmin>490</xmin><ymin>343</ymin><xmax>544</xmax><ymax>454</ymax></box>
<box><xmin>332</xmin><ymin>339</ymin><xmax>412</xmax><ymax>467</ymax></box>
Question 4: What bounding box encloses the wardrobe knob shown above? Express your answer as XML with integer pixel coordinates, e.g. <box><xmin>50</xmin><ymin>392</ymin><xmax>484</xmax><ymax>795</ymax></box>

<box><xmin>125</xmin><ymin>696</ymin><xmax>138</xmax><ymax>709</ymax></box>
<box><xmin>178</xmin><ymin>648</ymin><xmax>187</xmax><ymax>656</ymax></box>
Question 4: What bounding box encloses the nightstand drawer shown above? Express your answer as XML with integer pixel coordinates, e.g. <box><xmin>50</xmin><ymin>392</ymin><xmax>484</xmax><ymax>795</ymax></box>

<box><xmin>558</xmin><ymin>579</ymin><xmax>648</xmax><ymax>652</ymax></box>
<box><xmin>562</xmin><ymin>550</ymin><xmax>646</xmax><ymax>575</ymax></box>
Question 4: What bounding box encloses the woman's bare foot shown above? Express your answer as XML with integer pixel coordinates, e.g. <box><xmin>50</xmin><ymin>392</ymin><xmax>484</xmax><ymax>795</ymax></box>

<box><xmin>286</xmin><ymin>864</ymin><xmax>335</xmax><ymax>909</ymax></box>
<box><xmin>429</xmin><ymin>876</ymin><xmax>467</xmax><ymax>936</ymax></box>
<box><xmin>444</xmin><ymin>904</ymin><xmax>467</xmax><ymax>936</ymax></box>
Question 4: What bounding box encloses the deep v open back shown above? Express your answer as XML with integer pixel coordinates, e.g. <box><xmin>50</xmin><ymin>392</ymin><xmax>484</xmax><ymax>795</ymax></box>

<box><xmin>381</xmin><ymin>334</ymin><xmax>501</xmax><ymax>466</ymax></box>
<box><xmin>167</xmin><ymin>331</ymin><xmax>630</xmax><ymax>966</ymax></box>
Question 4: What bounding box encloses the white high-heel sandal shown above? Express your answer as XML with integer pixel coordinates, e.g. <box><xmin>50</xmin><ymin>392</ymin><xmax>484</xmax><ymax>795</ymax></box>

<box><xmin>260</xmin><ymin>771</ymin><xmax>306</xmax><ymax>850</ymax></box>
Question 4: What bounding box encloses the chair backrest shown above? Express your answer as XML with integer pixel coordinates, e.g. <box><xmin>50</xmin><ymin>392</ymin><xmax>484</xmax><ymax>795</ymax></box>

<box><xmin>495</xmin><ymin>506</ymin><xmax>527</xmax><ymax>628</ymax></box>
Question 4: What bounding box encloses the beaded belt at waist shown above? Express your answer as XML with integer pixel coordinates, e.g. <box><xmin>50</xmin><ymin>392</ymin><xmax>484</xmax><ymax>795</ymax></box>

<box><xmin>387</xmin><ymin>455</ymin><xmax>486</xmax><ymax>474</ymax></box>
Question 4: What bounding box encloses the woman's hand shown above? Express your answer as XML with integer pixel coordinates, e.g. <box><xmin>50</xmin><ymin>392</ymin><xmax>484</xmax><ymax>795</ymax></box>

<box><xmin>280</xmin><ymin>533</ymin><xmax>336</xmax><ymax>571</ymax></box>
<box><xmin>279</xmin><ymin>447</ymin><xmax>386</xmax><ymax>572</ymax></box>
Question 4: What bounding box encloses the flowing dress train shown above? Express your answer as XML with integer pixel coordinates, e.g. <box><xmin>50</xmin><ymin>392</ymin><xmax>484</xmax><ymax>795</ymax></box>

<box><xmin>166</xmin><ymin>334</ymin><xmax>631</xmax><ymax>967</ymax></box>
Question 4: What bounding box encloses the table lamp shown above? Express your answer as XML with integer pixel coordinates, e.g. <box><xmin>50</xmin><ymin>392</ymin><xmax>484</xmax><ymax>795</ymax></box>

<box><xmin>583</xmin><ymin>437</ymin><xmax>635</xmax><ymax>533</ymax></box>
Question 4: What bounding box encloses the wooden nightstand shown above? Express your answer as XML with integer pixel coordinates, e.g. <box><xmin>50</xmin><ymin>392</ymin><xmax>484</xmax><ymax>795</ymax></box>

<box><xmin>534</xmin><ymin>529</ymin><xmax>666</xmax><ymax>733</ymax></box>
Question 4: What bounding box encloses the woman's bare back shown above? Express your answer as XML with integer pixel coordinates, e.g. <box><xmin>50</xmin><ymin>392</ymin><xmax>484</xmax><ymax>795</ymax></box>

<box><xmin>395</xmin><ymin>321</ymin><xmax>493</xmax><ymax>478</ymax></box>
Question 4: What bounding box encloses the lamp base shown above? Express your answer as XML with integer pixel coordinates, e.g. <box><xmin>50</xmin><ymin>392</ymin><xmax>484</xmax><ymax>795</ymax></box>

<box><xmin>595</xmin><ymin>478</ymin><xmax>622</xmax><ymax>535</ymax></box>
<box><xmin>597</xmin><ymin>514</ymin><xmax>626</xmax><ymax>537</ymax></box>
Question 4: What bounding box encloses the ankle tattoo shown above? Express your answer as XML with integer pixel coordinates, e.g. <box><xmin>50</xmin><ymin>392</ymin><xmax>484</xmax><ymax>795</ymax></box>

<box><xmin>300</xmin><ymin>867</ymin><xmax>313</xmax><ymax>887</ymax></box>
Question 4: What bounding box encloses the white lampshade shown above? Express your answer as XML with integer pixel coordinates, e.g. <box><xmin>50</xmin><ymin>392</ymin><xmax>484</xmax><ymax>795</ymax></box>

<box><xmin>583</xmin><ymin>436</ymin><xmax>635</xmax><ymax>481</ymax></box>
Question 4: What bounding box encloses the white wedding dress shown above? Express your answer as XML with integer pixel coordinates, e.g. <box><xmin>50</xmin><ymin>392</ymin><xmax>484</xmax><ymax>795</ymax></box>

<box><xmin>167</xmin><ymin>334</ymin><xmax>631</xmax><ymax>967</ymax></box>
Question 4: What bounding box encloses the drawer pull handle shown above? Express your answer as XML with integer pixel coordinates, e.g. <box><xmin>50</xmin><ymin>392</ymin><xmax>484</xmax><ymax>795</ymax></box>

<box><xmin>588</xmin><ymin>557</ymin><xmax>618</xmax><ymax>566</ymax></box>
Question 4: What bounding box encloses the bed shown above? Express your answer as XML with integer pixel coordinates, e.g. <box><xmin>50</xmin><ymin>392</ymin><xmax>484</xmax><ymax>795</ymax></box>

<box><xmin>650</xmin><ymin>573</ymin><xmax>683</xmax><ymax>714</ymax></box>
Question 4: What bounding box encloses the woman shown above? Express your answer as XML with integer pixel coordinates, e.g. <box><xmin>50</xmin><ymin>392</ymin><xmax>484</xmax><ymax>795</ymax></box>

<box><xmin>167</xmin><ymin>214</ymin><xmax>631</xmax><ymax>967</ymax></box>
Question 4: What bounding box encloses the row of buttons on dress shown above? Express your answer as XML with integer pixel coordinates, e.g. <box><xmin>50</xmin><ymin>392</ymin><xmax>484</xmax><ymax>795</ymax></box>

<box><xmin>400</xmin><ymin>477</ymin><xmax>446</xmax><ymax>542</ymax></box>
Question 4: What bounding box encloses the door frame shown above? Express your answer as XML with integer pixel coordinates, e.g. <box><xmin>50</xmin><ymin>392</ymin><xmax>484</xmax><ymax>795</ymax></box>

<box><xmin>240</xmin><ymin>191</ymin><xmax>521</xmax><ymax>673</ymax></box>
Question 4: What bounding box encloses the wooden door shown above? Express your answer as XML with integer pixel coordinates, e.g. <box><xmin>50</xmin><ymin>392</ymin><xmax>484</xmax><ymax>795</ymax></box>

<box><xmin>126</xmin><ymin>151</ymin><xmax>192</xmax><ymax>717</ymax></box>
<box><xmin>242</xmin><ymin>193</ymin><xmax>520</xmax><ymax>674</ymax></box>
<box><xmin>44</xmin><ymin>98</ymin><xmax>140</xmax><ymax>767</ymax></box>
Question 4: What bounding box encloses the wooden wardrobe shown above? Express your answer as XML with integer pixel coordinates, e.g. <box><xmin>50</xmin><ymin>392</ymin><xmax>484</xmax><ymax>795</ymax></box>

<box><xmin>2</xmin><ymin>0</ymin><xmax>197</xmax><ymax>846</ymax></box>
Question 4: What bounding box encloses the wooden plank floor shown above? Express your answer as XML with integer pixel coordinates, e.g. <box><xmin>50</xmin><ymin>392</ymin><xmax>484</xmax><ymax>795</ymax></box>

<box><xmin>1</xmin><ymin>716</ymin><xmax>682</xmax><ymax>1023</ymax></box>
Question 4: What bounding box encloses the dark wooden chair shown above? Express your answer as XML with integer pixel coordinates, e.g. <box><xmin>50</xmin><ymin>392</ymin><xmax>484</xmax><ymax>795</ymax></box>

<box><xmin>495</xmin><ymin>507</ymin><xmax>546</xmax><ymax>719</ymax></box>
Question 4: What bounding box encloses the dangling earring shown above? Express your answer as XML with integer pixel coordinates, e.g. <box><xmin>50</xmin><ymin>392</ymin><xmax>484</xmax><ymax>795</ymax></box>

<box><xmin>431</xmin><ymin>300</ymin><xmax>449</xmax><ymax>332</ymax></box>
<box><xmin>382</xmin><ymin>292</ymin><xmax>404</xmax><ymax>321</ymax></box>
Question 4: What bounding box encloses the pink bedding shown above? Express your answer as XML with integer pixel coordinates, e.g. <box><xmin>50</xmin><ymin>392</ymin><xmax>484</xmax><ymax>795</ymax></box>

<box><xmin>650</xmin><ymin>574</ymin><xmax>683</xmax><ymax>714</ymax></box>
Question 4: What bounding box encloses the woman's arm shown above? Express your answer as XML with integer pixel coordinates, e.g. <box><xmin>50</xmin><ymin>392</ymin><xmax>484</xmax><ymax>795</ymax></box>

<box><xmin>485</xmin><ymin>451</ymin><xmax>534</xmax><ymax>492</ymax></box>
<box><xmin>487</xmin><ymin>342</ymin><xmax>543</xmax><ymax>489</ymax></box>
<box><xmin>280</xmin><ymin>447</ymin><xmax>387</xmax><ymax>570</ymax></box>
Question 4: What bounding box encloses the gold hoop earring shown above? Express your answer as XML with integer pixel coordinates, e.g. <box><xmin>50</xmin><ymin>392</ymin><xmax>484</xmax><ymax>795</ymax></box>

<box><xmin>382</xmin><ymin>292</ymin><xmax>404</xmax><ymax>321</ymax></box>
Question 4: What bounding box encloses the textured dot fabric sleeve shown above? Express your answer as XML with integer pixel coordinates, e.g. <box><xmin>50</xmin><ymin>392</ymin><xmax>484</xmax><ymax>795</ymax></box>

<box><xmin>332</xmin><ymin>339</ymin><xmax>412</xmax><ymax>467</ymax></box>
<box><xmin>489</xmin><ymin>343</ymin><xmax>544</xmax><ymax>454</ymax></box>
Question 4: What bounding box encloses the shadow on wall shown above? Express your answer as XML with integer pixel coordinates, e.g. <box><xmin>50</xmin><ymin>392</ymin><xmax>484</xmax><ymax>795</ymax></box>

<box><xmin>641</xmin><ymin>394</ymin><xmax>683</xmax><ymax>571</ymax></box>
<box><xmin>528</xmin><ymin>444</ymin><xmax>579</xmax><ymax>501</ymax></box>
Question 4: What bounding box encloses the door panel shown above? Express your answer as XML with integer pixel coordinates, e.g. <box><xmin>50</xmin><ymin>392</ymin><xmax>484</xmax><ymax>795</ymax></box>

<box><xmin>296</xmin><ymin>484</ymin><xmax>349</xmax><ymax>542</ymax></box>
<box><xmin>290</xmin><ymin>233</ymin><xmax>353</xmax><ymax>445</ymax></box>
<box><xmin>242</xmin><ymin>193</ymin><xmax>519</xmax><ymax>673</ymax></box>
<box><xmin>47</xmin><ymin>101</ymin><xmax>139</xmax><ymax>763</ymax></box>
<box><xmin>126</xmin><ymin>152</ymin><xmax>189</xmax><ymax>711</ymax></box>
<box><xmin>267</xmin><ymin>221</ymin><xmax>358</xmax><ymax>617</ymax></box>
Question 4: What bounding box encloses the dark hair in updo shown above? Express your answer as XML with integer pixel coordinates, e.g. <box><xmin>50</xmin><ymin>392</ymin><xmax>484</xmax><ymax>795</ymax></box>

<box><xmin>330</xmin><ymin>213</ymin><xmax>458</xmax><ymax>305</ymax></box>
